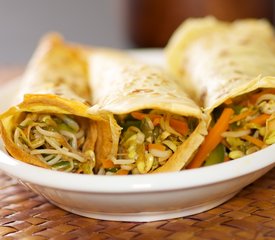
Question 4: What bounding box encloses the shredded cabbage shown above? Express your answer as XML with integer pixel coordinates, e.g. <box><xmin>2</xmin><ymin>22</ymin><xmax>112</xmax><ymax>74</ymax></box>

<box><xmin>218</xmin><ymin>89</ymin><xmax>275</xmax><ymax>162</ymax></box>
<box><xmin>14</xmin><ymin>113</ymin><xmax>95</xmax><ymax>174</ymax></box>
<box><xmin>114</xmin><ymin>109</ymin><xmax>194</xmax><ymax>175</ymax></box>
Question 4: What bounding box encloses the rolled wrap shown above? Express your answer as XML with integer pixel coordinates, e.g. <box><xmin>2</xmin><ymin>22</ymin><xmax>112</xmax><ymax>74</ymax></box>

<box><xmin>0</xmin><ymin>34</ymin><xmax>115</xmax><ymax>174</ymax></box>
<box><xmin>165</xmin><ymin>17</ymin><xmax>275</xmax><ymax>168</ymax></box>
<box><xmin>88</xmin><ymin>50</ymin><xmax>207</xmax><ymax>174</ymax></box>
<box><xmin>166</xmin><ymin>17</ymin><xmax>275</xmax><ymax>111</ymax></box>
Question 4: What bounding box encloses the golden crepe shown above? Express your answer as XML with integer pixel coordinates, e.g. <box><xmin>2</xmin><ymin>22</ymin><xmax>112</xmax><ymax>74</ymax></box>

<box><xmin>0</xmin><ymin>34</ymin><xmax>117</xmax><ymax>174</ymax></box>
<box><xmin>165</xmin><ymin>17</ymin><xmax>275</xmax><ymax>168</ymax></box>
<box><xmin>88</xmin><ymin>50</ymin><xmax>207</xmax><ymax>174</ymax></box>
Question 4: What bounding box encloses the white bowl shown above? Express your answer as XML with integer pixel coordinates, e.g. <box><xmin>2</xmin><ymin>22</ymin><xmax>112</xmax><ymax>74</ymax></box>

<box><xmin>0</xmin><ymin>50</ymin><xmax>274</xmax><ymax>222</ymax></box>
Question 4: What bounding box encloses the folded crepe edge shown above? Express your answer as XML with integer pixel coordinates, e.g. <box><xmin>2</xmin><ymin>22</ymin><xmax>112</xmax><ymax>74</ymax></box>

<box><xmin>153</xmin><ymin>116</ymin><xmax>208</xmax><ymax>173</ymax></box>
<box><xmin>204</xmin><ymin>76</ymin><xmax>275</xmax><ymax>114</ymax></box>
<box><xmin>0</xmin><ymin>108</ymin><xmax>50</xmax><ymax>168</ymax></box>
<box><xmin>0</xmin><ymin>93</ymin><xmax>106</xmax><ymax>169</ymax></box>
<box><xmin>87</xmin><ymin>49</ymin><xmax>204</xmax><ymax>118</ymax></box>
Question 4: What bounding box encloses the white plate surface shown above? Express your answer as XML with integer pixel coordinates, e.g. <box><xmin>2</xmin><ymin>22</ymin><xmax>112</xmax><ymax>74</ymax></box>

<box><xmin>0</xmin><ymin>50</ymin><xmax>274</xmax><ymax>222</ymax></box>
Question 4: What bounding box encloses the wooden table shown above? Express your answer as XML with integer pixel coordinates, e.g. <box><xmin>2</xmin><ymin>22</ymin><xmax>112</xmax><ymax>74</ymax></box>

<box><xmin>0</xmin><ymin>68</ymin><xmax>274</xmax><ymax>240</ymax></box>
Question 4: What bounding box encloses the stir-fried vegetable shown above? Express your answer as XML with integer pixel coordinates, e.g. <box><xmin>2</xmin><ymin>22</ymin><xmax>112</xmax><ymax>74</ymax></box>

<box><xmin>99</xmin><ymin>110</ymin><xmax>197</xmax><ymax>175</ymax></box>
<box><xmin>187</xmin><ymin>88</ymin><xmax>275</xmax><ymax>169</ymax></box>
<box><xmin>204</xmin><ymin>143</ymin><xmax>225</xmax><ymax>166</ymax></box>
<box><xmin>187</xmin><ymin>108</ymin><xmax>234</xmax><ymax>169</ymax></box>
<box><xmin>13</xmin><ymin>113</ymin><xmax>95</xmax><ymax>174</ymax></box>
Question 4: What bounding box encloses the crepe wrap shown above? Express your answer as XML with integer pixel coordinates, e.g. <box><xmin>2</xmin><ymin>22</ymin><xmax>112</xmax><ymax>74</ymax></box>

<box><xmin>165</xmin><ymin>17</ymin><xmax>275</xmax><ymax>112</ymax></box>
<box><xmin>88</xmin><ymin>50</ymin><xmax>207</xmax><ymax>173</ymax></box>
<box><xmin>0</xmin><ymin>34</ymin><xmax>117</xmax><ymax>170</ymax></box>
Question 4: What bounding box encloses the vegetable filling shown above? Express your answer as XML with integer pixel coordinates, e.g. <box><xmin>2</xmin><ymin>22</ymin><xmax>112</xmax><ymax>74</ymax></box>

<box><xmin>98</xmin><ymin>110</ymin><xmax>197</xmax><ymax>175</ymax></box>
<box><xmin>13</xmin><ymin>113</ymin><xmax>95</xmax><ymax>173</ymax></box>
<box><xmin>187</xmin><ymin>88</ymin><xmax>275</xmax><ymax>168</ymax></box>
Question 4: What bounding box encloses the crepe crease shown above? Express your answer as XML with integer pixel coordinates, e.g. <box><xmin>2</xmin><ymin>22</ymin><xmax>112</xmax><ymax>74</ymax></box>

<box><xmin>0</xmin><ymin>34</ymin><xmax>117</xmax><ymax>171</ymax></box>
<box><xmin>88</xmin><ymin>50</ymin><xmax>207</xmax><ymax>173</ymax></box>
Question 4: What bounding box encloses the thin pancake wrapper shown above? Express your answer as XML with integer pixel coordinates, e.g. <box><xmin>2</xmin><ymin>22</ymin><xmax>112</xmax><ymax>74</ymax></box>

<box><xmin>0</xmin><ymin>34</ymin><xmax>115</xmax><ymax>174</ymax></box>
<box><xmin>166</xmin><ymin>17</ymin><xmax>275</xmax><ymax>168</ymax></box>
<box><xmin>88</xmin><ymin>50</ymin><xmax>207</xmax><ymax>174</ymax></box>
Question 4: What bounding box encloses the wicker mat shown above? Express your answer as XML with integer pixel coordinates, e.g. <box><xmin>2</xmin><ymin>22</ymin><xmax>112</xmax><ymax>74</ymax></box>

<box><xmin>0</xmin><ymin>168</ymin><xmax>274</xmax><ymax>240</ymax></box>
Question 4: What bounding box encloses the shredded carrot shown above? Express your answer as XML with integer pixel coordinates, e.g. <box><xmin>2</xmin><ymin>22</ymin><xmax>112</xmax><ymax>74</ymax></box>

<box><xmin>152</xmin><ymin>117</ymin><xmax>161</xmax><ymax>126</ymax></box>
<box><xmin>131</xmin><ymin>111</ymin><xmax>162</xmax><ymax>125</ymax></box>
<box><xmin>170</xmin><ymin>118</ymin><xmax>189</xmax><ymax>135</ymax></box>
<box><xmin>131</xmin><ymin>111</ymin><xmax>147</xmax><ymax>120</ymax></box>
<box><xmin>131</xmin><ymin>111</ymin><xmax>160</xmax><ymax>121</ymax></box>
<box><xmin>148</xmin><ymin>143</ymin><xmax>166</xmax><ymax>151</ymax></box>
<box><xmin>101</xmin><ymin>159</ymin><xmax>115</xmax><ymax>169</ymax></box>
<box><xmin>229</xmin><ymin>110</ymin><xmax>254</xmax><ymax>123</ymax></box>
<box><xmin>187</xmin><ymin>108</ymin><xmax>234</xmax><ymax>169</ymax></box>
<box><xmin>116</xmin><ymin>169</ymin><xmax>129</xmax><ymax>175</ymax></box>
<box><xmin>151</xmin><ymin>115</ymin><xmax>162</xmax><ymax>121</ymax></box>
<box><xmin>131</xmin><ymin>111</ymin><xmax>189</xmax><ymax>134</ymax></box>
<box><xmin>250</xmin><ymin>114</ymin><xmax>271</xmax><ymax>125</ymax></box>
<box><xmin>224</xmin><ymin>98</ymin><xmax>233</xmax><ymax>105</ymax></box>
<box><xmin>241</xmin><ymin>135</ymin><xmax>265</xmax><ymax>148</ymax></box>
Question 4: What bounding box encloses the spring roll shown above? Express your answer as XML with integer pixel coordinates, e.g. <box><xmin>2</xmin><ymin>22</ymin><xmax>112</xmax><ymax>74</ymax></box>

<box><xmin>0</xmin><ymin>34</ymin><xmax>113</xmax><ymax>174</ymax></box>
<box><xmin>165</xmin><ymin>17</ymin><xmax>275</xmax><ymax>168</ymax></box>
<box><xmin>88</xmin><ymin>50</ymin><xmax>207</xmax><ymax>175</ymax></box>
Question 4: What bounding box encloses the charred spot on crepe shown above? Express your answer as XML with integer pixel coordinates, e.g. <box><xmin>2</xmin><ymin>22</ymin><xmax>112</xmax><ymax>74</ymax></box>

<box><xmin>216</xmin><ymin>88</ymin><xmax>230</xmax><ymax>99</ymax></box>
<box><xmin>13</xmin><ymin>113</ymin><xmax>96</xmax><ymax>174</ymax></box>
<box><xmin>233</xmin><ymin>69</ymin><xmax>243</xmax><ymax>74</ymax></box>
<box><xmin>129</xmin><ymin>89</ymin><xmax>154</xmax><ymax>94</ymax></box>
<box><xmin>228</xmin><ymin>76</ymin><xmax>242</xmax><ymax>84</ymax></box>
<box><xmin>166</xmin><ymin>92</ymin><xmax>177</xmax><ymax>98</ymax></box>
<box><xmin>55</xmin><ymin>77</ymin><xmax>66</xmax><ymax>86</ymax></box>
<box><xmin>83</xmin><ymin>100</ymin><xmax>92</xmax><ymax>105</ymax></box>
<box><xmin>239</xmin><ymin>37</ymin><xmax>251</xmax><ymax>45</ymax></box>
<box><xmin>218</xmin><ymin>49</ymin><xmax>229</xmax><ymax>57</ymax></box>
<box><xmin>228</xmin><ymin>61</ymin><xmax>236</xmax><ymax>66</ymax></box>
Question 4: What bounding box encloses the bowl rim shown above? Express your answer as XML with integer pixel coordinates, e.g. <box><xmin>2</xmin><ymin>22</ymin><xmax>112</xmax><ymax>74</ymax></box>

<box><xmin>0</xmin><ymin>142</ymin><xmax>274</xmax><ymax>193</ymax></box>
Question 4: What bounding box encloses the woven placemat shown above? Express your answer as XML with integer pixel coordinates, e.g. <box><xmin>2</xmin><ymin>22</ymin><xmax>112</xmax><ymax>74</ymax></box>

<box><xmin>0</xmin><ymin>168</ymin><xmax>274</xmax><ymax>240</ymax></box>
